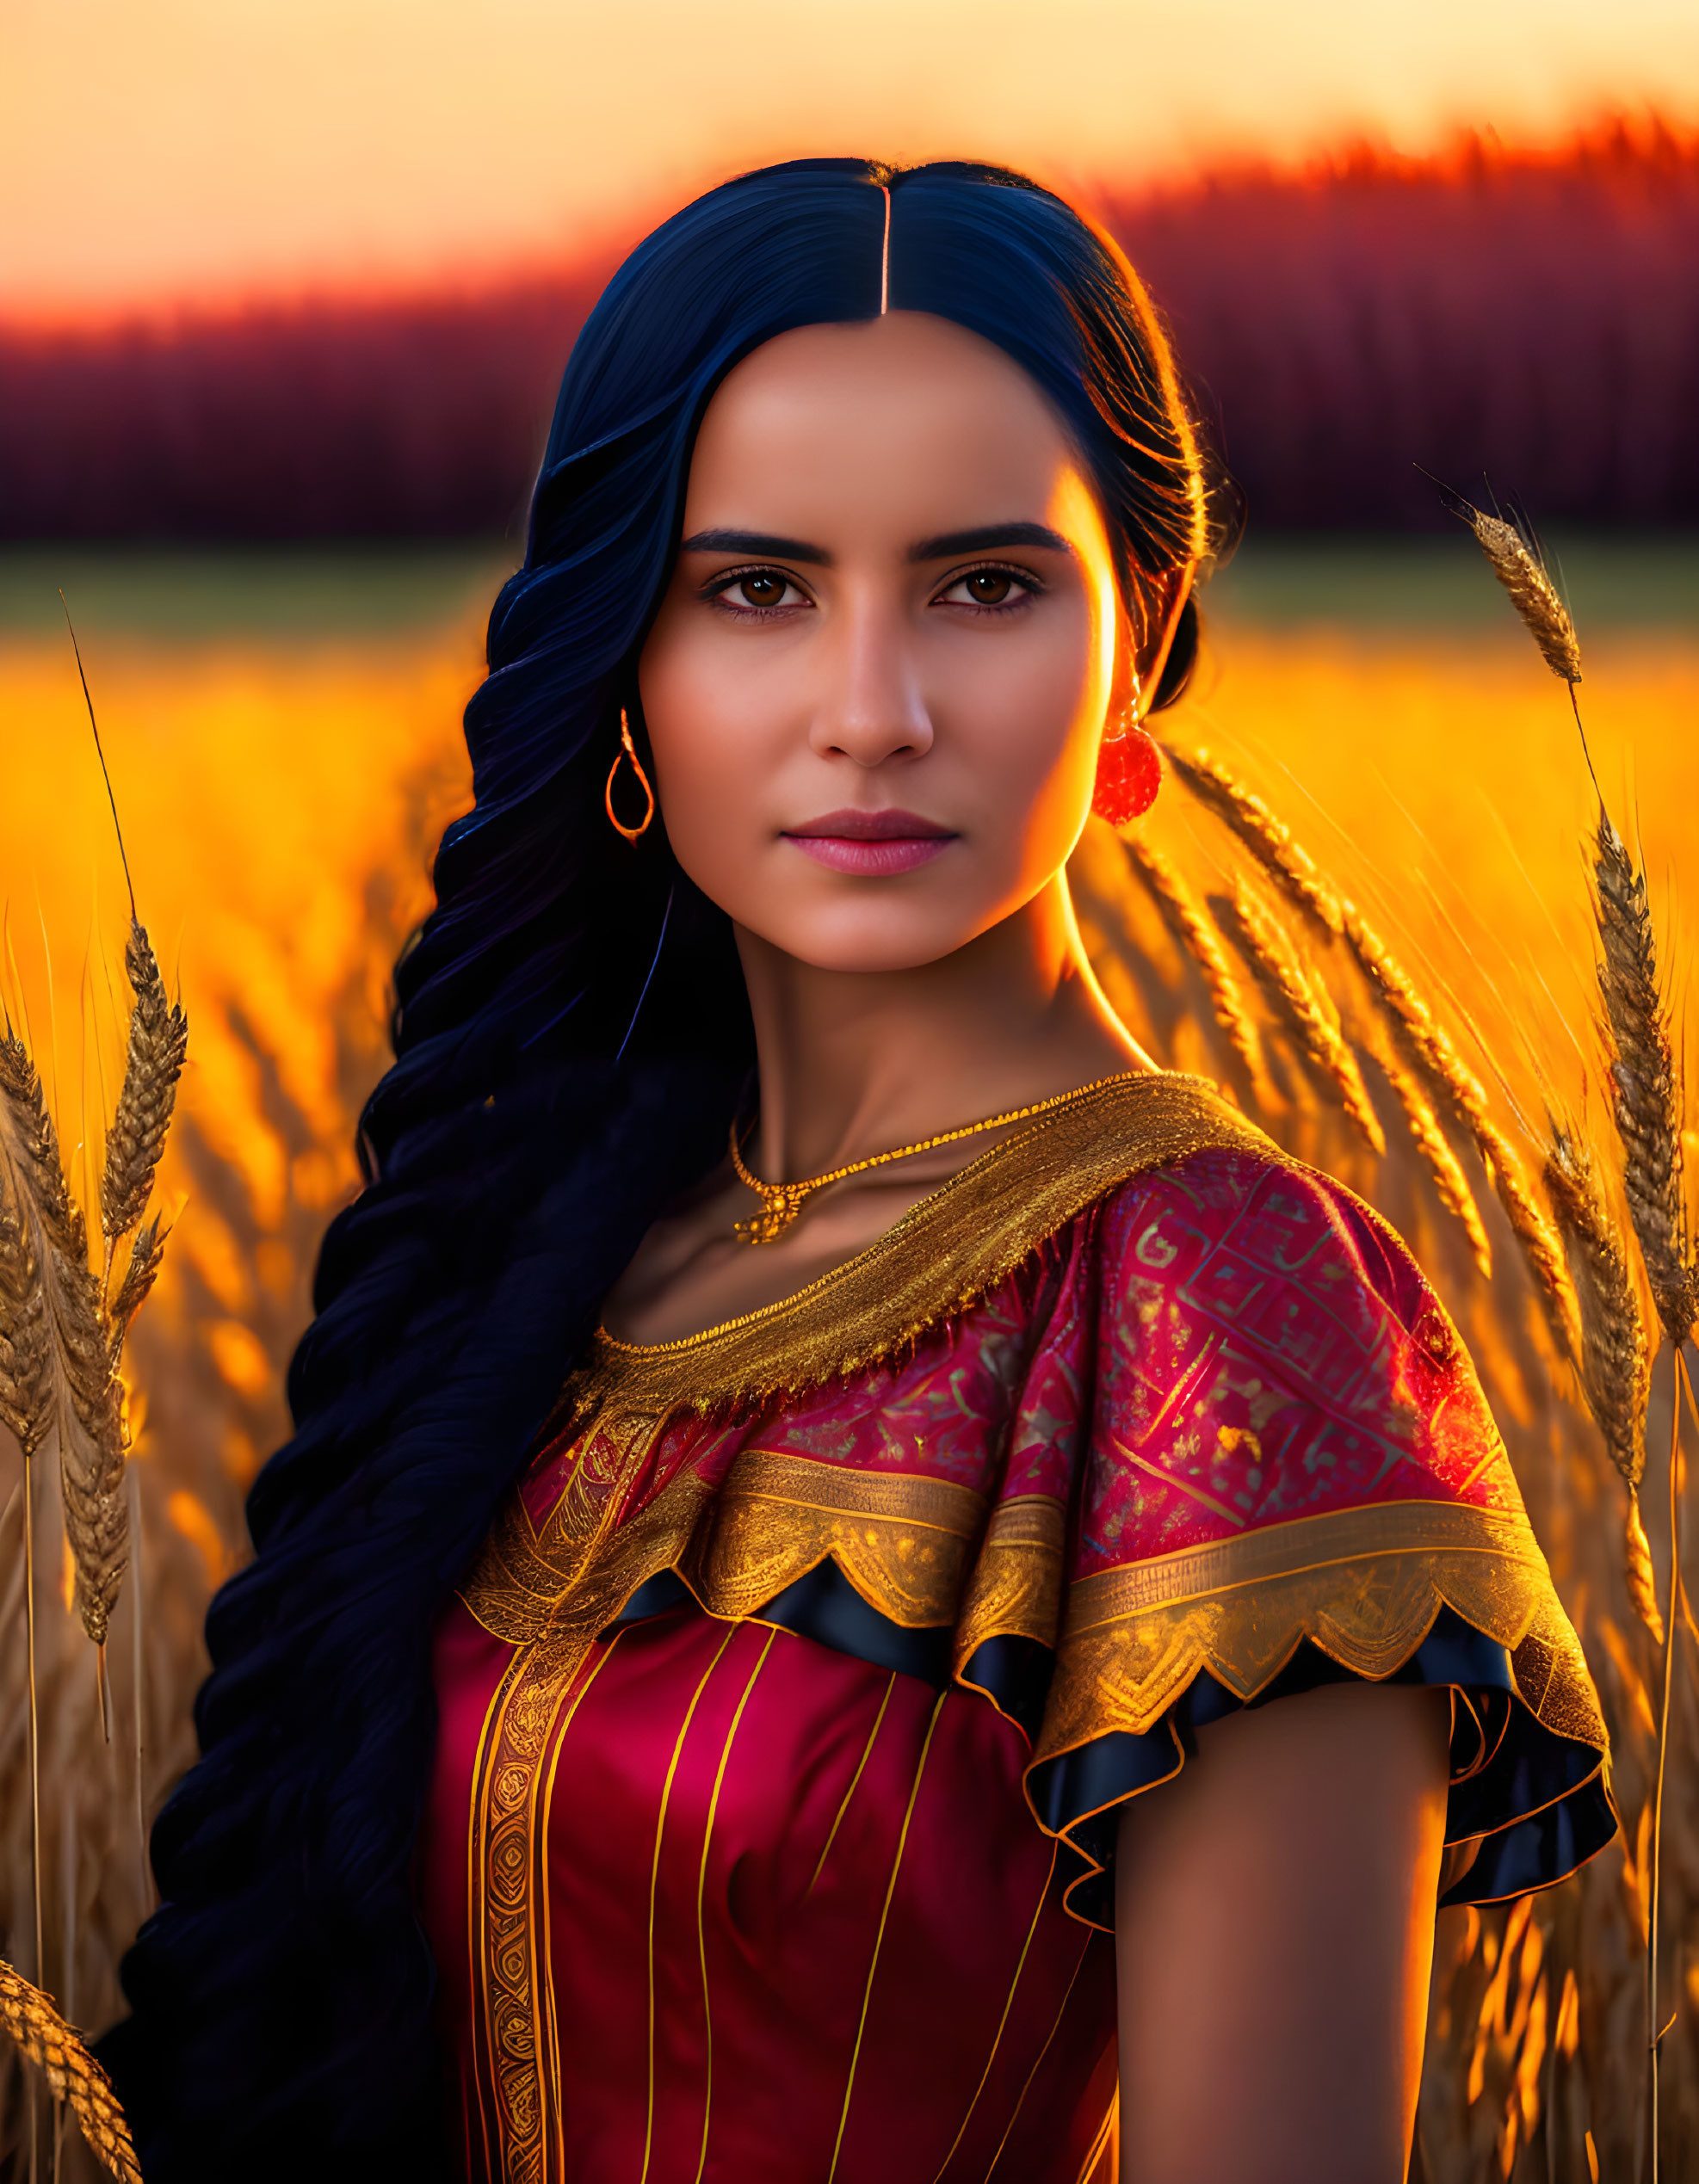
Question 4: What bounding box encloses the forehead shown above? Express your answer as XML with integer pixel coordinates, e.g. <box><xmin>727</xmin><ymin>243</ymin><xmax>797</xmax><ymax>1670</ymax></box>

<box><xmin>682</xmin><ymin>312</ymin><xmax>1084</xmax><ymax>527</ymax></box>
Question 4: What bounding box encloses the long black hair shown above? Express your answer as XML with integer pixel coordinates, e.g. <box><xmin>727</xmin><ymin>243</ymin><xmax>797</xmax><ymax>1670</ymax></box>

<box><xmin>102</xmin><ymin>157</ymin><xmax>1226</xmax><ymax>2179</ymax></box>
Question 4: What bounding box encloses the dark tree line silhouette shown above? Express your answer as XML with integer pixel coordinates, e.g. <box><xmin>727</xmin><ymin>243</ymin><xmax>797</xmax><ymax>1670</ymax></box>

<box><xmin>3</xmin><ymin>120</ymin><xmax>1694</xmax><ymax>540</ymax></box>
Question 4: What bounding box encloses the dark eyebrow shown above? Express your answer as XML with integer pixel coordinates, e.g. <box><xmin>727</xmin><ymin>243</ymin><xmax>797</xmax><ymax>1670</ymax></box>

<box><xmin>678</xmin><ymin>527</ymin><xmax>833</xmax><ymax>564</ymax></box>
<box><xmin>909</xmin><ymin>521</ymin><xmax>1073</xmax><ymax>562</ymax></box>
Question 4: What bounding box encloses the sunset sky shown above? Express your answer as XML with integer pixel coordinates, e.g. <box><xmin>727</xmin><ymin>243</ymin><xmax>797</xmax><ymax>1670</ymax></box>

<box><xmin>7</xmin><ymin>0</ymin><xmax>1698</xmax><ymax>318</ymax></box>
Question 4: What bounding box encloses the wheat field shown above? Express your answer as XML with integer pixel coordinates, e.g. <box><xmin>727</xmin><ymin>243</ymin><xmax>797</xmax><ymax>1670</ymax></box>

<box><xmin>0</xmin><ymin>537</ymin><xmax>1693</xmax><ymax>2181</ymax></box>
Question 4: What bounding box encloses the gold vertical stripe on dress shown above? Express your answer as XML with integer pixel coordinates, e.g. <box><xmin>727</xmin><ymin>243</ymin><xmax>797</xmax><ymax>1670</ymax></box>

<box><xmin>807</xmin><ymin>1675</ymin><xmax>897</xmax><ymax>1895</ymax></box>
<box><xmin>927</xmin><ymin>1842</ymin><xmax>1058</xmax><ymax>2184</ymax></box>
<box><xmin>536</xmin><ymin>1632</ymin><xmax>627</xmax><ymax>2181</ymax></box>
<box><xmin>1072</xmin><ymin>2091</ymin><xmax>1118</xmax><ymax>2184</ymax></box>
<box><xmin>694</xmin><ymin>1629</ymin><xmax>777</xmax><ymax>2184</ymax></box>
<box><xmin>826</xmin><ymin>1689</ymin><xmax>949</xmax><ymax>2184</ymax></box>
<box><xmin>981</xmin><ymin>1938</ymin><xmax>1093</xmax><ymax>2182</ymax></box>
<box><xmin>463</xmin><ymin>1645</ymin><xmax>517</xmax><ymax>2169</ymax></box>
<box><xmin>640</xmin><ymin>1625</ymin><xmax>739</xmax><ymax>2184</ymax></box>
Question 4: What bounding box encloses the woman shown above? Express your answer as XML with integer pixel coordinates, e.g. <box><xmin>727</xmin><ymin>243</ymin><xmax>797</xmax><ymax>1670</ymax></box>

<box><xmin>105</xmin><ymin>159</ymin><xmax>1613</xmax><ymax>2184</ymax></box>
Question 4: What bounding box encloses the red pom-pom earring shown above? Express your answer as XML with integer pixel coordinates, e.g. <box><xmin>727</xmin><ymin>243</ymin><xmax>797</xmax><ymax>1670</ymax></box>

<box><xmin>1091</xmin><ymin>688</ymin><xmax>1162</xmax><ymax>826</ymax></box>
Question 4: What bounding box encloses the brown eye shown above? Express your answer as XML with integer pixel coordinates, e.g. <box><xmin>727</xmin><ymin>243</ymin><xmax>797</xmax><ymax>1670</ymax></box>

<box><xmin>962</xmin><ymin>570</ymin><xmax>1013</xmax><ymax>605</ymax></box>
<box><xmin>737</xmin><ymin>571</ymin><xmax>788</xmax><ymax>607</ymax></box>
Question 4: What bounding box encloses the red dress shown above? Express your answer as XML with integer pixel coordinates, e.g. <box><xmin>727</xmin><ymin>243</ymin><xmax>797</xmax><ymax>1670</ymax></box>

<box><xmin>417</xmin><ymin>1072</ymin><xmax>1611</xmax><ymax>2183</ymax></box>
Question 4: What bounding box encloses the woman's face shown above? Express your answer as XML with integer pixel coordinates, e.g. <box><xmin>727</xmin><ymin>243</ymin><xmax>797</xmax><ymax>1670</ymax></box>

<box><xmin>638</xmin><ymin>310</ymin><xmax>1131</xmax><ymax>975</ymax></box>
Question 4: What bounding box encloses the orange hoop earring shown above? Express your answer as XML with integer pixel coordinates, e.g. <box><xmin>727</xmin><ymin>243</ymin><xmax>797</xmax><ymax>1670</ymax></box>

<box><xmin>604</xmin><ymin>710</ymin><xmax>656</xmax><ymax>843</ymax></box>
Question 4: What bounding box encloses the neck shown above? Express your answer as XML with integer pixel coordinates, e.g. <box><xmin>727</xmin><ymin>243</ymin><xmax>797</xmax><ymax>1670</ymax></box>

<box><xmin>734</xmin><ymin>873</ymin><xmax>1148</xmax><ymax>1181</ymax></box>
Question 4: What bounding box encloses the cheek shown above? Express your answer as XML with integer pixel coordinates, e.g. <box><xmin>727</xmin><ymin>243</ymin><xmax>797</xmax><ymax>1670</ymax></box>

<box><xmin>942</xmin><ymin>613</ymin><xmax>1103</xmax><ymax>854</ymax></box>
<box><xmin>637</xmin><ymin>621</ymin><xmax>782</xmax><ymax>874</ymax></box>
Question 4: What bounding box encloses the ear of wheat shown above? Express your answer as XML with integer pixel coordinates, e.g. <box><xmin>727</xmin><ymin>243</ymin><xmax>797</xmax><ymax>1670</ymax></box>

<box><xmin>1544</xmin><ymin>1121</ymin><xmax>1659</xmax><ymax>1636</ymax></box>
<box><xmin>0</xmin><ymin>1033</ymin><xmax>128</xmax><ymax>1645</ymax></box>
<box><xmin>101</xmin><ymin>920</ymin><xmax>188</xmax><ymax>1266</ymax></box>
<box><xmin>1378</xmin><ymin>1048</ymin><xmax>1494</xmax><ymax>1278</ymax></box>
<box><xmin>1592</xmin><ymin>811</ymin><xmax>1696</xmax><ymax>1349</ymax></box>
<box><xmin>0</xmin><ymin>1957</ymin><xmax>141</xmax><ymax>2184</ymax></box>
<box><xmin>108</xmin><ymin>1211</ymin><xmax>168</xmax><ymax>1354</ymax></box>
<box><xmin>1121</xmin><ymin>834</ymin><xmax>1267</xmax><ymax>1085</ymax></box>
<box><xmin>0</xmin><ymin>1187</ymin><xmax>47</xmax><ymax>1464</ymax></box>
<box><xmin>1344</xmin><ymin>902</ymin><xmax>1581</xmax><ymax>1363</ymax></box>
<box><xmin>1215</xmin><ymin>879</ymin><xmax>1386</xmax><ymax>1152</ymax></box>
<box><xmin>1166</xmin><ymin>745</ymin><xmax>1582</xmax><ymax>1359</ymax></box>
<box><xmin>1169</xmin><ymin>745</ymin><xmax>1344</xmax><ymax>935</ymax></box>
<box><xmin>0</xmin><ymin>622</ymin><xmax>187</xmax><ymax>1648</ymax></box>
<box><xmin>1465</xmin><ymin>507</ymin><xmax>1584</xmax><ymax>685</ymax></box>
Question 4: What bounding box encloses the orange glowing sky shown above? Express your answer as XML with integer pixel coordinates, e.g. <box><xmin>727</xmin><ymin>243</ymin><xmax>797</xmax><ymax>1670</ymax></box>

<box><xmin>6</xmin><ymin>0</ymin><xmax>1698</xmax><ymax>318</ymax></box>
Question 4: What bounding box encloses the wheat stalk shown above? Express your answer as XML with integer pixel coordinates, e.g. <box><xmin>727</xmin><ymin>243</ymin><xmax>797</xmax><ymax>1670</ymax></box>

<box><xmin>1379</xmin><ymin>1048</ymin><xmax>1494</xmax><ymax>1278</ymax></box>
<box><xmin>0</xmin><ymin>1958</ymin><xmax>141</xmax><ymax>2183</ymax></box>
<box><xmin>1121</xmin><ymin>835</ymin><xmax>1267</xmax><ymax>1084</ymax></box>
<box><xmin>1544</xmin><ymin>1122</ymin><xmax>1651</xmax><ymax>1488</ymax></box>
<box><xmin>0</xmin><ymin>1189</ymin><xmax>47</xmax><ymax>1462</ymax></box>
<box><xmin>1448</xmin><ymin>493</ymin><xmax>1699</xmax><ymax>2179</ymax></box>
<box><xmin>1592</xmin><ymin>811</ymin><xmax>1695</xmax><ymax>1350</ymax></box>
<box><xmin>108</xmin><ymin>1212</ymin><xmax>167</xmax><ymax>1358</ymax></box>
<box><xmin>1590</xmin><ymin>802</ymin><xmax>1697</xmax><ymax>2184</ymax></box>
<box><xmin>1216</xmin><ymin>880</ymin><xmax>1386</xmax><ymax>1152</ymax></box>
<box><xmin>1544</xmin><ymin>1122</ymin><xmax>1659</xmax><ymax>1640</ymax></box>
<box><xmin>1169</xmin><ymin>746</ymin><xmax>1344</xmax><ymax>936</ymax></box>
<box><xmin>100</xmin><ymin>921</ymin><xmax>187</xmax><ymax>1263</ymax></box>
<box><xmin>0</xmin><ymin>1033</ymin><xmax>127</xmax><ymax>1645</ymax></box>
<box><xmin>0</xmin><ymin>617</ymin><xmax>188</xmax><ymax>1657</ymax></box>
<box><xmin>1625</xmin><ymin>1491</ymin><xmax>1668</xmax><ymax>1650</ymax></box>
<box><xmin>1345</xmin><ymin>904</ymin><xmax>1581</xmax><ymax>1361</ymax></box>
<box><xmin>1166</xmin><ymin>748</ymin><xmax>1530</xmax><ymax>1286</ymax></box>
<box><xmin>1465</xmin><ymin>509</ymin><xmax>1584</xmax><ymax>685</ymax></box>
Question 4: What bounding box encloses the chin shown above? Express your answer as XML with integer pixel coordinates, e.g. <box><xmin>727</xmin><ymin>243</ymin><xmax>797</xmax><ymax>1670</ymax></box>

<box><xmin>749</xmin><ymin>907</ymin><xmax>986</xmax><ymax>976</ymax></box>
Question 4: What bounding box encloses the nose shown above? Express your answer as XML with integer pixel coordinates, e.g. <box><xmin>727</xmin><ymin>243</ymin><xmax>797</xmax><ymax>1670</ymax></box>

<box><xmin>807</xmin><ymin>590</ymin><xmax>934</xmax><ymax>768</ymax></box>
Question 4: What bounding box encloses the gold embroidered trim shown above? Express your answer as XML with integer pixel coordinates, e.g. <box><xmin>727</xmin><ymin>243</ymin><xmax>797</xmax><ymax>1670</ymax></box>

<box><xmin>462</xmin><ymin>1462</ymin><xmax>713</xmax><ymax>1661</ymax></box>
<box><xmin>463</xmin><ymin>1450</ymin><xmax>992</xmax><ymax>1656</ymax></box>
<box><xmin>955</xmin><ymin>1494</ymin><xmax>1069</xmax><ymax>1666</ymax></box>
<box><xmin>1066</xmin><ymin>1498</ymin><xmax>1543</xmax><ymax>1624</ymax></box>
<box><xmin>1035</xmin><ymin>1498</ymin><xmax>1607</xmax><ymax>1759</ymax></box>
<box><xmin>576</xmin><ymin>1070</ymin><xmax>1273</xmax><ymax>1419</ymax></box>
<box><xmin>682</xmin><ymin>1447</ymin><xmax>985</xmax><ymax>1627</ymax></box>
<box><xmin>464</xmin><ymin>1465</ymin><xmax>1606</xmax><ymax>1780</ymax></box>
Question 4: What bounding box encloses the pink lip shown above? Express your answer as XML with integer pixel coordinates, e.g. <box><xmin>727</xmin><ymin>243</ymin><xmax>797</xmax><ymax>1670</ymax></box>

<box><xmin>782</xmin><ymin>808</ymin><xmax>957</xmax><ymax>877</ymax></box>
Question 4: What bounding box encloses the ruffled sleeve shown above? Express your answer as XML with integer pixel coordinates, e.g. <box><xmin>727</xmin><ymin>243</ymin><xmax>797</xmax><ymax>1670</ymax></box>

<box><xmin>982</xmin><ymin>1146</ymin><xmax>1614</xmax><ymax>1929</ymax></box>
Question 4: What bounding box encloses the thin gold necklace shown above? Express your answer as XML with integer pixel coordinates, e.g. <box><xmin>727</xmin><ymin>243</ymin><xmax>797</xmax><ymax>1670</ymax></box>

<box><xmin>726</xmin><ymin>1071</ymin><xmax>1134</xmax><ymax>1245</ymax></box>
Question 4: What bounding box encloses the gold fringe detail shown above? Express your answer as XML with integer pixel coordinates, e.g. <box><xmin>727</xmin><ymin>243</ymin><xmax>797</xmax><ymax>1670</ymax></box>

<box><xmin>1218</xmin><ymin>880</ymin><xmax>1385</xmax><ymax>1153</ymax></box>
<box><xmin>1168</xmin><ymin>746</ymin><xmax>1344</xmax><ymax>936</ymax></box>
<box><xmin>0</xmin><ymin>1958</ymin><xmax>141</xmax><ymax>2184</ymax></box>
